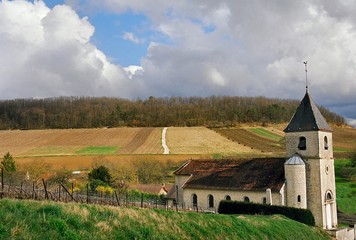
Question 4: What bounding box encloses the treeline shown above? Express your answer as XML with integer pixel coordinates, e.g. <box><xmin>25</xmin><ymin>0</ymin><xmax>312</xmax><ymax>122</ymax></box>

<box><xmin>0</xmin><ymin>96</ymin><xmax>346</xmax><ymax>129</ymax></box>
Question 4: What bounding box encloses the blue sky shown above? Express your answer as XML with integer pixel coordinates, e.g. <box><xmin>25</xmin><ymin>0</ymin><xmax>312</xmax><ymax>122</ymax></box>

<box><xmin>1</xmin><ymin>0</ymin><xmax>356</xmax><ymax>126</ymax></box>
<box><xmin>43</xmin><ymin>0</ymin><xmax>150</xmax><ymax>66</ymax></box>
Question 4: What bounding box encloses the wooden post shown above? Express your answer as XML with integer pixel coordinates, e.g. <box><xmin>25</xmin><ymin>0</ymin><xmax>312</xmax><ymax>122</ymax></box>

<box><xmin>60</xmin><ymin>183</ymin><xmax>76</xmax><ymax>202</ymax></box>
<box><xmin>125</xmin><ymin>192</ymin><xmax>128</xmax><ymax>207</ymax></box>
<box><xmin>42</xmin><ymin>178</ymin><xmax>49</xmax><ymax>200</ymax></box>
<box><xmin>32</xmin><ymin>181</ymin><xmax>35</xmax><ymax>199</ymax></box>
<box><xmin>141</xmin><ymin>193</ymin><xmax>143</xmax><ymax>208</ymax></box>
<box><xmin>86</xmin><ymin>184</ymin><xmax>89</xmax><ymax>204</ymax></box>
<box><xmin>58</xmin><ymin>184</ymin><xmax>61</xmax><ymax>201</ymax></box>
<box><xmin>114</xmin><ymin>191</ymin><xmax>120</xmax><ymax>206</ymax></box>
<box><xmin>1</xmin><ymin>168</ymin><xmax>3</xmax><ymax>199</ymax></box>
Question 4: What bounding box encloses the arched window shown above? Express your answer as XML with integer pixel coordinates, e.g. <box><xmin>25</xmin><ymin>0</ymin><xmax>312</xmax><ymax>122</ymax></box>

<box><xmin>297</xmin><ymin>195</ymin><xmax>301</xmax><ymax>203</ymax></box>
<box><xmin>192</xmin><ymin>194</ymin><xmax>198</xmax><ymax>207</ymax></box>
<box><xmin>243</xmin><ymin>196</ymin><xmax>250</xmax><ymax>202</ymax></box>
<box><xmin>324</xmin><ymin>136</ymin><xmax>329</xmax><ymax>150</ymax></box>
<box><xmin>225</xmin><ymin>195</ymin><xmax>231</xmax><ymax>201</ymax></box>
<box><xmin>298</xmin><ymin>137</ymin><xmax>306</xmax><ymax>150</ymax></box>
<box><xmin>208</xmin><ymin>194</ymin><xmax>214</xmax><ymax>208</ymax></box>
<box><xmin>326</xmin><ymin>192</ymin><xmax>332</xmax><ymax>200</ymax></box>
<box><xmin>262</xmin><ymin>197</ymin><xmax>267</xmax><ymax>204</ymax></box>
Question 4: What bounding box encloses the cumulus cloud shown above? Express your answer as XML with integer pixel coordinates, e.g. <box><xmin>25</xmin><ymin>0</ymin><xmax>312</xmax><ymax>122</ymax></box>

<box><xmin>0</xmin><ymin>0</ymin><xmax>132</xmax><ymax>98</ymax></box>
<box><xmin>1</xmin><ymin>0</ymin><xmax>356</xmax><ymax>124</ymax></box>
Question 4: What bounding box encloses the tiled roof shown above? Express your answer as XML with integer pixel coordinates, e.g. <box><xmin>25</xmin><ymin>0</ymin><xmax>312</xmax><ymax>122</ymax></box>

<box><xmin>175</xmin><ymin>158</ymin><xmax>285</xmax><ymax>192</ymax></box>
<box><xmin>284</xmin><ymin>92</ymin><xmax>332</xmax><ymax>133</ymax></box>
<box><xmin>129</xmin><ymin>184</ymin><xmax>172</xmax><ymax>195</ymax></box>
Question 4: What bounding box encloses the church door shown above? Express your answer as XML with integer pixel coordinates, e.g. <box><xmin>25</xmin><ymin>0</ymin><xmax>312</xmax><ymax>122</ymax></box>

<box><xmin>325</xmin><ymin>203</ymin><xmax>332</xmax><ymax>229</ymax></box>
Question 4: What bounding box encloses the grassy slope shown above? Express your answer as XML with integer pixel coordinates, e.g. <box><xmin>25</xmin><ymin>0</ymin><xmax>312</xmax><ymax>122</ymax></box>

<box><xmin>335</xmin><ymin>159</ymin><xmax>356</xmax><ymax>214</ymax></box>
<box><xmin>0</xmin><ymin>199</ymin><xmax>329</xmax><ymax>240</ymax></box>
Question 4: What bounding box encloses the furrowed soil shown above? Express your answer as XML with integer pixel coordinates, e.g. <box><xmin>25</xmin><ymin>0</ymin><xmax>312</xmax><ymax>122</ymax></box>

<box><xmin>166</xmin><ymin>127</ymin><xmax>261</xmax><ymax>156</ymax></box>
<box><xmin>0</xmin><ymin>128</ymin><xmax>163</xmax><ymax>157</ymax></box>
<box><xmin>213</xmin><ymin>128</ymin><xmax>285</xmax><ymax>155</ymax></box>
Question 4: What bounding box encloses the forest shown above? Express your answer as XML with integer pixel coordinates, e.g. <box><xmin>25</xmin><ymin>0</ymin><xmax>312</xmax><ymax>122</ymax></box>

<box><xmin>0</xmin><ymin>96</ymin><xmax>346</xmax><ymax>130</ymax></box>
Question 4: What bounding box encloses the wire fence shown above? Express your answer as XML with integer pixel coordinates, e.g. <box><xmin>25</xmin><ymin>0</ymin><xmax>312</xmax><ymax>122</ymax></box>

<box><xmin>0</xmin><ymin>169</ymin><xmax>209</xmax><ymax>213</ymax></box>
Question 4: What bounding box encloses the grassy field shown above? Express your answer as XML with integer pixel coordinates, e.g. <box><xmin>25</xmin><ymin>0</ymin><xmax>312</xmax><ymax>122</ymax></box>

<box><xmin>247</xmin><ymin>127</ymin><xmax>283</xmax><ymax>141</ymax></box>
<box><xmin>335</xmin><ymin>159</ymin><xmax>356</xmax><ymax>214</ymax></box>
<box><xmin>0</xmin><ymin>198</ymin><xmax>329</xmax><ymax>240</ymax></box>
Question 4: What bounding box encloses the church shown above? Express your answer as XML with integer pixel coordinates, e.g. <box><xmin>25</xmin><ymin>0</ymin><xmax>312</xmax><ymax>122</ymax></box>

<box><xmin>172</xmin><ymin>88</ymin><xmax>338</xmax><ymax>230</ymax></box>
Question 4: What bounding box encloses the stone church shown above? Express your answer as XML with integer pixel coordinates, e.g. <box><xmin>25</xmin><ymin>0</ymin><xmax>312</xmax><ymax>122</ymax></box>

<box><xmin>172</xmin><ymin>90</ymin><xmax>338</xmax><ymax>230</ymax></box>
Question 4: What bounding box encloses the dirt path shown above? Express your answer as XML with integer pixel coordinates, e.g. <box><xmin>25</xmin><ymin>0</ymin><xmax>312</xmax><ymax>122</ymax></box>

<box><xmin>162</xmin><ymin>127</ymin><xmax>170</xmax><ymax>154</ymax></box>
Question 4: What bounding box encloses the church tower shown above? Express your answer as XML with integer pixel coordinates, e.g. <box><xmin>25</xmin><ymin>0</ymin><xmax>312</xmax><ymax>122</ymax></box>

<box><xmin>284</xmin><ymin>90</ymin><xmax>337</xmax><ymax>229</ymax></box>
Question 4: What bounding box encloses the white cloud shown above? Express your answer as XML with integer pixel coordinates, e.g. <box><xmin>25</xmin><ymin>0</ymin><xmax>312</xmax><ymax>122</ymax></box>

<box><xmin>0</xmin><ymin>0</ymin><xmax>132</xmax><ymax>98</ymax></box>
<box><xmin>2</xmin><ymin>0</ymin><xmax>356</xmax><ymax>123</ymax></box>
<box><xmin>122</xmin><ymin>32</ymin><xmax>143</xmax><ymax>44</ymax></box>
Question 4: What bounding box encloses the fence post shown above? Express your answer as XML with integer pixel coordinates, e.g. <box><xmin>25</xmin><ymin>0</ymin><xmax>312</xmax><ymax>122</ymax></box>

<box><xmin>1</xmin><ymin>168</ymin><xmax>3</xmax><ymax>199</ymax></box>
<box><xmin>42</xmin><ymin>178</ymin><xmax>48</xmax><ymax>200</ymax></box>
<box><xmin>125</xmin><ymin>192</ymin><xmax>128</xmax><ymax>207</ymax></box>
<box><xmin>58</xmin><ymin>184</ymin><xmax>61</xmax><ymax>201</ymax></box>
<box><xmin>141</xmin><ymin>193</ymin><xmax>143</xmax><ymax>208</ymax></box>
<box><xmin>114</xmin><ymin>191</ymin><xmax>120</xmax><ymax>206</ymax></box>
<box><xmin>86</xmin><ymin>183</ymin><xmax>89</xmax><ymax>204</ymax></box>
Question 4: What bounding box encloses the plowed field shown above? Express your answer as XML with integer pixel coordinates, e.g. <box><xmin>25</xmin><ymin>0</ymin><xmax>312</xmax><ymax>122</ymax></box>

<box><xmin>0</xmin><ymin>128</ymin><xmax>163</xmax><ymax>157</ymax></box>
<box><xmin>166</xmin><ymin>127</ymin><xmax>261</xmax><ymax>156</ymax></box>
<box><xmin>214</xmin><ymin>128</ymin><xmax>285</xmax><ymax>154</ymax></box>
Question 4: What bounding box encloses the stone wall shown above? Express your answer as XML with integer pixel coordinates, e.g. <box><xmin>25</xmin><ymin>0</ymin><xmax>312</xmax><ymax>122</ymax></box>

<box><xmin>181</xmin><ymin>188</ymin><xmax>283</xmax><ymax>211</ymax></box>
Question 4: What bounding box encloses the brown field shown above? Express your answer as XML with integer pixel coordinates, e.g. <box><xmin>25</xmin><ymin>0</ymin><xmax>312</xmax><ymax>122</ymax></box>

<box><xmin>213</xmin><ymin>128</ymin><xmax>285</xmax><ymax>154</ymax></box>
<box><xmin>0</xmin><ymin>128</ymin><xmax>163</xmax><ymax>157</ymax></box>
<box><xmin>14</xmin><ymin>154</ymin><xmax>206</xmax><ymax>171</ymax></box>
<box><xmin>1</xmin><ymin>125</ymin><xmax>355</xmax><ymax>171</ymax></box>
<box><xmin>166</xmin><ymin>127</ymin><xmax>261</xmax><ymax>156</ymax></box>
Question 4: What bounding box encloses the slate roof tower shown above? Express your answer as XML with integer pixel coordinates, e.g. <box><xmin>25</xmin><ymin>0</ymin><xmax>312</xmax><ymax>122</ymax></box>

<box><xmin>284</xmin><ymin>89</ymin><xmax>337</xmax><ymax>229</ymax></box>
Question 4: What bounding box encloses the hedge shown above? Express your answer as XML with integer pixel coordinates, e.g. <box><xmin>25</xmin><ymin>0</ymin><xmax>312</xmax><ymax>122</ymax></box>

<box><xmin>218</xmin><ymin>201</ymin><xmax>315</xmax><ymax>226</ymax></box>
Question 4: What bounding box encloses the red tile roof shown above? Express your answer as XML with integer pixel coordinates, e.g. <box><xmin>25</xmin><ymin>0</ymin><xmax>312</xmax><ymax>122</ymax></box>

<box><xmin>175</xmin><ymin>158</ymin><xmax>285</xmax><ymax>192</ymax></box>
<box><xmin>129</xmin><ymin>184</ymin><xmax>173</xmax><ymax>195</ymax></box>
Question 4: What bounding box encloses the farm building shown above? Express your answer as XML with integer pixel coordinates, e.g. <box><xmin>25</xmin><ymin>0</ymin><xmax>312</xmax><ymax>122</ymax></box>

<box><xmin>172</xmin><ymin>90</ymin><xmax>338</xmax><ymax>230</ymax></box>
<box><xmin>129</xmin><ymin>184</ymin><xmax>172</xmax><ymax>196</ymax></box>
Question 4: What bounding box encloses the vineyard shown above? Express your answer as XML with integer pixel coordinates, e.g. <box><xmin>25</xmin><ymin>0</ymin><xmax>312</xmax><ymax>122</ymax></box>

<box><xmin>0</xmin><ymin>125</ymin><xmax>355</xmax><ymax>171</ymax></box>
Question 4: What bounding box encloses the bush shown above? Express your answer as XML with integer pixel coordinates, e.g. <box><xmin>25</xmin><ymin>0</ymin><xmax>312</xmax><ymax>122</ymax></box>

<box><xmin>88</xmin><ymin>166</ymin><xmax>111</xmax><ymax>186</ymax></box>
<box><xmin>218</xmin><ymin>201</ymin><xmax>315</xmax><ymax>226</ymax></box>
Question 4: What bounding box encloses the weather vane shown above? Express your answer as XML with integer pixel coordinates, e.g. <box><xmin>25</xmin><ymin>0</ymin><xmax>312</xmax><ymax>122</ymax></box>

<box><xmin>303</xmin><ymin>61</ymin><xmax>308</xmax><ymax>92</ymax></box>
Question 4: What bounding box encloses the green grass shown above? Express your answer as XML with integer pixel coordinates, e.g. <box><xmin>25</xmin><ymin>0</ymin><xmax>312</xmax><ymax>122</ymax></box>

<box><xmin>0</xmin><ymin>199</ymin><xmax>329</xmax><ymax>240</ymax></box>
<box><xmin>22</xmin><ymin>146</ymin><xmax>81</xmax><ymax>156</ymax></box>
<box><xmin>248</xmin><ymin>128</ymin><xmax>283</xmax><ymax>142</ymax></box>
<box><xmin>75</xmin><ymin>146</ymin><xmax>119</xmax><ymax>155</ymax></box>
<box><xmin>333</xmin><ymin>147</ymin><xmax>354</xmax><ymax>152</ymax></box>
<box><xmin>335</xmin><ymin>159</ymin><xmax>356</xmax><ymax>214</ymax></box>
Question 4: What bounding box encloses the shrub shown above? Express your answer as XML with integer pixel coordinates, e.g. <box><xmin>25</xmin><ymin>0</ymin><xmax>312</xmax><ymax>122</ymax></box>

<box><xmin>218</xmin><ymin>201</ymin><xmax>315</xmax><ymax>226</ymax></box>
<box><xmin>1</xmin><ymin>152</ymin><xmax>16</xmax><ymax>172</ymax></box>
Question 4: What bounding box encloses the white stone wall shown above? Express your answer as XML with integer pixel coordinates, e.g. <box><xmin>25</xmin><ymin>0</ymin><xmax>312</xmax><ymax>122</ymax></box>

<box><xmin>285</xmin><ymin>131</ymin><xmax>333</xmax><ymax>159</ymax></box>
<box><xmin>285</xmin><ymin>164</ymin><xmax>307</xmax><ymax>208</ymax></box>
<box><xmin>181</xmin><ymin>188</ymin><xmax>283</xmax><ymax>211</ymax></box>
<box><xmin>175</xmin><ymin>175</ymin><xmax>190</xmax><ymax>204</ymax></box>
<box><xmin>285</xmin><ymin>129</ymin><xmax>337</xmax><ymax>229</ymax></box>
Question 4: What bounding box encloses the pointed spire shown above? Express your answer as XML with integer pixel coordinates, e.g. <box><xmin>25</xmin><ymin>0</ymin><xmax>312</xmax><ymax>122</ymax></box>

<box><xmin>284</xmin><ymin>92</ymin><xmax>332</xmax><ymax>132</ymax></box>
<box><xmin>303</xmin><ymin>61</ymin><xmax>308</xmax><ymax>93</ymax></box>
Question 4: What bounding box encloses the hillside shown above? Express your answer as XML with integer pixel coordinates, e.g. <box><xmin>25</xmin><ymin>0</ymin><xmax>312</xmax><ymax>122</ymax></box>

<box><xmin>0</xmin><ymin>96</ymin><xmax>346</xmax><ymax>129</ymax></box>
<box><xmin>0</xmin><ymin>198</ymin><xmax>329</xmax><ymax>240</ymax></box>
<box><xmin>1</xmin><ymin>125</ymin><xmax>354</xmax><ymax>159</ymax></box>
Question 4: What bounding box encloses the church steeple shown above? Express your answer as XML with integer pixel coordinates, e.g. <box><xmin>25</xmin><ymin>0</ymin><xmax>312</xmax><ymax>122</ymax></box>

<box><xmin>284</xmin><ymin>92</ymin><xmax>332</xmax><ymax>133</ymax></box>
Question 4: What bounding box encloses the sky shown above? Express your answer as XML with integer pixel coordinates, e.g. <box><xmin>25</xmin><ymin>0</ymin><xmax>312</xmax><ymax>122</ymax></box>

<box><xmin>1</xmin><ymin>0</ymin><xmax>356</xmax><ymax>127</ymax></box>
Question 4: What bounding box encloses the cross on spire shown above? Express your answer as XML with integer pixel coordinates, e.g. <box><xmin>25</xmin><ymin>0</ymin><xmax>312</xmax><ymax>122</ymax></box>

<box><xmin>303</xmin><ymin>61</ymin><xmax>308</xmax><ymax>92</ymax></box>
